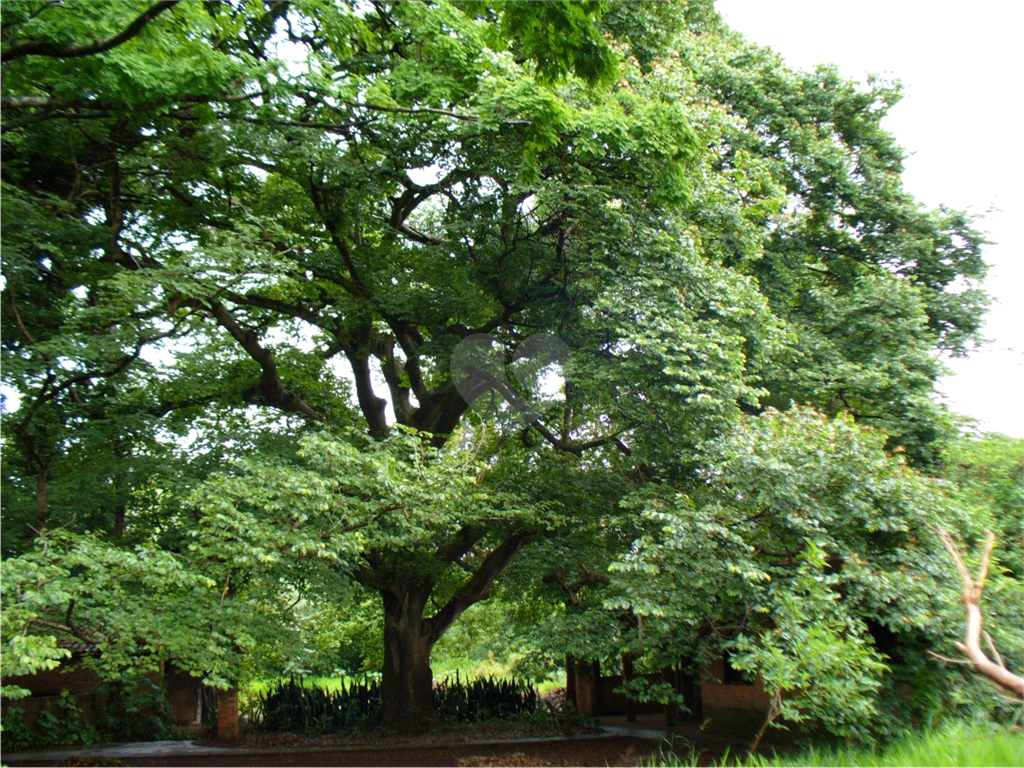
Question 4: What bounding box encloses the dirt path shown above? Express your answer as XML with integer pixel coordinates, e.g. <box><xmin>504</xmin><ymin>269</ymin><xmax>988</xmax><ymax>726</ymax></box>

<box><xmin>6</xmin><ymin>734</ymin><xmax>671</xmax><ymax>767</ymax></box>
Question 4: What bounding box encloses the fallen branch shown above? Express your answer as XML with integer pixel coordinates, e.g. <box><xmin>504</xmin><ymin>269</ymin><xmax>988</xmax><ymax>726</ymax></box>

<box><xmin>932</xmin><ymin>527</ymin><xmax>1024</xmax><ymax>699</ymax></box>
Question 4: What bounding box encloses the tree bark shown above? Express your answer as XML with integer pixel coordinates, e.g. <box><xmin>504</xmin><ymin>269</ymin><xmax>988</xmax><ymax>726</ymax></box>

<box><xmin>112</xmin><ymin>503</ymin><xmax>127</xmax><ymax>538</ymax></box>
<box><xmin>2</xmin><ymin>1</ymin><xmax>181</xmax><ymax>62</ymax></box>
<box><xmin>566</xmin><ymin>654</ymin><xmax>577</xmax><ymax>709</ymax></box>
<box><xmin>372</xmin><ymin>532</ymin><xmax>536</xmax><ymax>733</ymax></box>
<box><xmin>379</xmin><ymin>583</ymin><xmax>441</xmax><ymax>733</ymax></box>
<box><xmin>934</xmin><ymin>528</ymin><xmax>1024</xmax><ymax>699</ymax></box>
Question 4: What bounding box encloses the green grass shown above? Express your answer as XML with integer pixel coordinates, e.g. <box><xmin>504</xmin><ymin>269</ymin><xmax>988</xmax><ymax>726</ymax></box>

<box><xmin>242</xmin><ymin>665</ymin><xmax>565</xmax><ymax>718</ymax></box>
<box><xmin>244</xmin><ymin>657</ymin><xmax>565</xmax><ymax>701</ymax></box>
<box><xmin>653</xmin><ymin>721</ymin><xmax>1023</xmax><ymax>767</ymax></box>
<box><xmin>433</xmin><ymin>653</ymin><xmax>566</xmax><ymax>694</ymax></box>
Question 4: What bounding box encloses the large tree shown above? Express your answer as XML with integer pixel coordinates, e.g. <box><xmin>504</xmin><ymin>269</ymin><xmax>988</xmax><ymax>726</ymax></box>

<box><xmin>1</xmin><ymin>0</ymin><xmax>990</xmax><ymax>732</ymax></box>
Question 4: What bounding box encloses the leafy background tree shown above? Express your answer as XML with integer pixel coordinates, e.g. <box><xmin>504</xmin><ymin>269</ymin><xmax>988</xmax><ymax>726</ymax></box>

<box><xmin>1</xmin><ymin>0</ymin><xmax>1013</xmax><ymax>741</ymax></box>
<box><xmin>941</xmin><ymin>432</ymin><xmax>1023</xmax><ymax>578</ymax></box>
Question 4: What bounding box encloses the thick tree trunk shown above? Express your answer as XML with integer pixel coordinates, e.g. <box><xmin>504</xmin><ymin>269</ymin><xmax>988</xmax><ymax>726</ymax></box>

<box><xmin>367</xmin><ymin>532</ymin><xmax>536</xmax><ymax>733</ymax></box>
<box><xmin>380</xmin><ymin>584</ymin><xmax>440</xmax><ymax>733</ymax></box>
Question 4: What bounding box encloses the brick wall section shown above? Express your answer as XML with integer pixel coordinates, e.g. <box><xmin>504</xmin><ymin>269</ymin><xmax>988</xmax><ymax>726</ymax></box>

<box><xmin>215</xmin><ymin>686</ymin><xmax>239</xmax><ymax>744</ymax></box>
<box><xmin>164</xmin><ymin>668</ymin><xmax>203</xmax><ymax>727</ymax></box>
<box><xmin>3</xmin><ymin>662</ymin><xmax>103</xmax><ymax>697</ymax></box>
<box><xmin>1</xmin><ymin>691</ymin><xmax>108</xmax><ymax>730</ymax></box>
<box><xmin>702</xmin><ymin>656</ymin><xmax>771</xmax><ymax>709</ymax></box>
<box><xmin>3</xmin><ymin>659</ymin><xmax>214</xmax><ymax>737</ymax></box>
<box><xmin>597</xmin><ymin>674</ymin><xmax>678</xmax><ymax>717</ymax></box>
<box><xmin>700</xmin><ymin>679</ymin><xmax>771</xmax><ymax>711</ymax></box>
<box><xmin>565</xmin><ymin>654</ymin><xmax>771</xmax><ymax>730</ymax></box>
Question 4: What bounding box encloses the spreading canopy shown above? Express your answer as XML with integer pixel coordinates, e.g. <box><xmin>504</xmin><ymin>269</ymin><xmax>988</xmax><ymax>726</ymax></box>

<box><xmin>0</xmin><ymin>0</ymin><xmax>996</xmax><ymax>735</ymax></box>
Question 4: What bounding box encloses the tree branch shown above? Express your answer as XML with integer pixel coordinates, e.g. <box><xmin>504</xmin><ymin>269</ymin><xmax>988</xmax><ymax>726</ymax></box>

<box><xmin>309</xmin><ymin>183</ymin><xmax>373</xmax><ymax>300</ymax></box>
<box><xmin>29</xmin><ymin>617</ymin><xmax>102</xmax><ymax>647</ymax></box>
<box><xmin>434</xmin><ymin>526</ymin><xmax>485</xmax><ymax>565</ymax></box>
<box><xmin>347</xmin><ymin>349</ymin><xmax>390</xmax><ymax>440</ymax></box>
<box><xmin>377</xmin><ymin>314</ymin><xmax>431</xmax><ymax>405</ymax></box>
<box><xmin>222</xmin><ymin>290</ymin><xmax>323</xmax><ymax>328</ymax></box>
<box><xmin>386</xmin><ymin>170</ymin><xmax>467</xmax><ymax>245</ymax></box>
<box><xmin>208</xmin><ymin>300</ymin><xmax>325</xmax><ymax>424</ymax></box>
<box><xmin>935</xmin><ymin>527</ymin><xmax>1023</xmax><ymax>699</ymax></box>
<box><xmin>392</xmin><ymin>221</ymin><xmax>449</xmax><ymax>246</ymax></box>
<box><xmin>2</xmin><ymin>1</ymin><xmax>181</xmax><ymax>62</ymax></box>
<box><xmin>543</xmin><ymin>563</ymin><xmax>610</xmax><ymax>607</ymax></box>
<box><xmin>530</xmin><ymin>419</ymin><xmax>632</xmax><ymax>456</ymax></box>
<box><xmin>425</xmin><ymin>531</ymin><xmax>535</xmax><ymax>643</ymax></box>
<box><xmin>349</xmin><ymin>101</ymin><xmax>531</xmax><ymax>125</ymax></box>
<box><xmin>984</xmin><ymin>631</ymin><xmax>1006</xmax><ymax>670</ymax></box>
<box><xmin>379</xmin><ymin>341</ymin><xmax>414</xmax><ymax>424</ymax></box>
<box><xmin>1</xmin><ymin>90</ymin><xmax>264</xmax><ymax>112</ymax></box>
<box><xmin>352</xmin><ymin>553</ymin><xmax>392</xmax><ymax>591</ymax></box>
<box><xmin>8</xmin><ymin>287</ymin><xmax>37</xmax><ymax>344</ymax></box>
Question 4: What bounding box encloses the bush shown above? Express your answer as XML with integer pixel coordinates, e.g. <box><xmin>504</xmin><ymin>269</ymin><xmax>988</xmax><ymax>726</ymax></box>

<box><xmin>0</xmin><ymin>680</ymin><xmax>177</xmax><ymax>751</ymax></box>
<box><xmin>0</xmin><ymin>690</ymin><xmax>99</xmax><ymax>751</ymax></box>
<box><xmin>249</xmin><ymin>676</ymin><xmax>380</xmax><ymax>734</ymax></box>
<box><xmin>93</xmin><ymin>677</ymin><xmax>178</xmax><ymax>742</ymax></box>
<box><xmin>434</xmin><ymin>672</ymin><xmax>538</xmax><ymax>723</ymax></box>
<box><xmin>249</xmin><ymin>674</ymin><xmax>539</xmax><ymax>734</ymax></box>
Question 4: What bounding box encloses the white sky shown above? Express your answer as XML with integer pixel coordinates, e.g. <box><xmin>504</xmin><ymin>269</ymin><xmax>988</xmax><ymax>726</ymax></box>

<box><xmin>716</xmin><ymin>0</ymin><xmax>1024</xmax><ymax>437</ymax></box>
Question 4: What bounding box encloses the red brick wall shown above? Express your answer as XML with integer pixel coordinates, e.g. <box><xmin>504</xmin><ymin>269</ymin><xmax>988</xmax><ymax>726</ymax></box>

<box><xmin>563</xmin><ymin>655</ymin><xmax>778</xmax><ymax>733</ymax></box>
<box><xmin>698</xmin><ymin>656</ymin><xmax>771</xmax><ymax>734</ymax></box>
<box><xmin>701</xmin><ymin>656</ymin><xmax>771</xmax><ymax>710</ymax></box>
<box><xmin>700</xmin><ymin>679</ymin><xmax>771</xmax><ymax>711</ymax></box>
<box><xmin>215</xmin><ymin>686</ymin><xmax>239</xmax><ymax>743</ymax></box>
<box><xmin>164</xmin><ymin>668</ymin><xmax>204</xmax><ymax>727</ymax></box>
<box><xmin>2</xmin><ymin>658</ymin><xmax>213</xmax><ymax>737</ymax></box>
<box><xmin>0</xmin><ymin>691</ymin><xmax>108</xmax><ymax>731</ymax></box>
<box><xmin>597</xmin><ymin>673</ymin><xmax>680</xmax><ymax>717</ymax></box>
<box><xmin>2</xmin><ymin>659</ymin><xmax>109</xmax><ymax>732</ymax></box>
<box><xmin>3</xmin><ymin>662</ymin><xmax>103</xmax><ymax>697</ymax></box>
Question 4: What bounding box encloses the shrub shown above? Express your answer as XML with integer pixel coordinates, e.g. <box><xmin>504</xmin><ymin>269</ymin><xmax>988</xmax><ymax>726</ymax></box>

<box><xmin>249</xmin><ymin>674</ymin><xmax>539</xmax><ymax>734</ymax></box>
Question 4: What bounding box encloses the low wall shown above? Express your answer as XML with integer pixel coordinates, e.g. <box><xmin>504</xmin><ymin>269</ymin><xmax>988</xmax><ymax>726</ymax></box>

<box><xmin>1</xmin><ymin>659</ymin><xmax>209</xmax><ymax>736</ymax></box>
<box><xmin>568</xmin><ymin>655</ymin><xmax>771</xmax><ymax>731</ymax></box>
<box><xmin>699</xmin><ymin>657</ymin><xmax>771</xmax><ymax>734</ymax></box>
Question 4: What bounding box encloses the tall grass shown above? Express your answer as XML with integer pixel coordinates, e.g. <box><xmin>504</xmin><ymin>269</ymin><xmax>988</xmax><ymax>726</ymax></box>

<box><xmin>653</xmin><ymin>721</ymin><xmax>1022</xmax><ymax>767</ymax></box>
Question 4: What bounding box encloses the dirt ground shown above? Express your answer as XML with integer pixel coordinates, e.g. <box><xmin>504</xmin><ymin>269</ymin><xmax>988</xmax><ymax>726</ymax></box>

<box><xmin>6</xmin><ymin>734</ymin><xmax>671</xmax><ymax>767</ymax></box>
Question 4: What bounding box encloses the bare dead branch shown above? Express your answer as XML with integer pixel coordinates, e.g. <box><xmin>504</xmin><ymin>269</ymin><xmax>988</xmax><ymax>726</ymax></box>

<box><xmin>984</xmin><ymin>631</ymin><xmax>1007</xmax><ymax>670</ymax></box>
<box><xmin>935</xmin><ymin>527</ymin><xmax>1024</xmax><ymax>699</ymax></box>
<box><xmin>928</xmin><ymin>651</ymin><xmax>983</xmax><ymax>666</ymax></box>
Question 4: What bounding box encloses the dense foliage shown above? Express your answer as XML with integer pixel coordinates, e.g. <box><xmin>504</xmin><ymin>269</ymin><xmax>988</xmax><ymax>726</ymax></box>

<box><xmin>1</xmin><ymin>679</ymin><xmax>177</xmax><ymax>751</ymax></box>
<box><xmin>251</xmin><ymin>677</ymin><xmax>383</xmax><ymax>735</ymax></box>
<box><xmin>250</xmin><ymin>674</ymin><xmax>538</xmax><ymax>734</ymax></box>
<box><xmin>941</xmin><ymin>432</ymin><xmax>1023</xmax><ymax>577</ymax></box>
<box><xmin>1</xmin><ymin>0</ymin><xmax>1014</xmax><ymax>741</ymax></box>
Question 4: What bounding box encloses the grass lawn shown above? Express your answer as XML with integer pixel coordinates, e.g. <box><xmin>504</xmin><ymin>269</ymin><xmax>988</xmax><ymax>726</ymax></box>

<box><xmin>655</xmin><ymin>721</ymin><xmax>1022</xmax><ymax>767</ymax></box>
